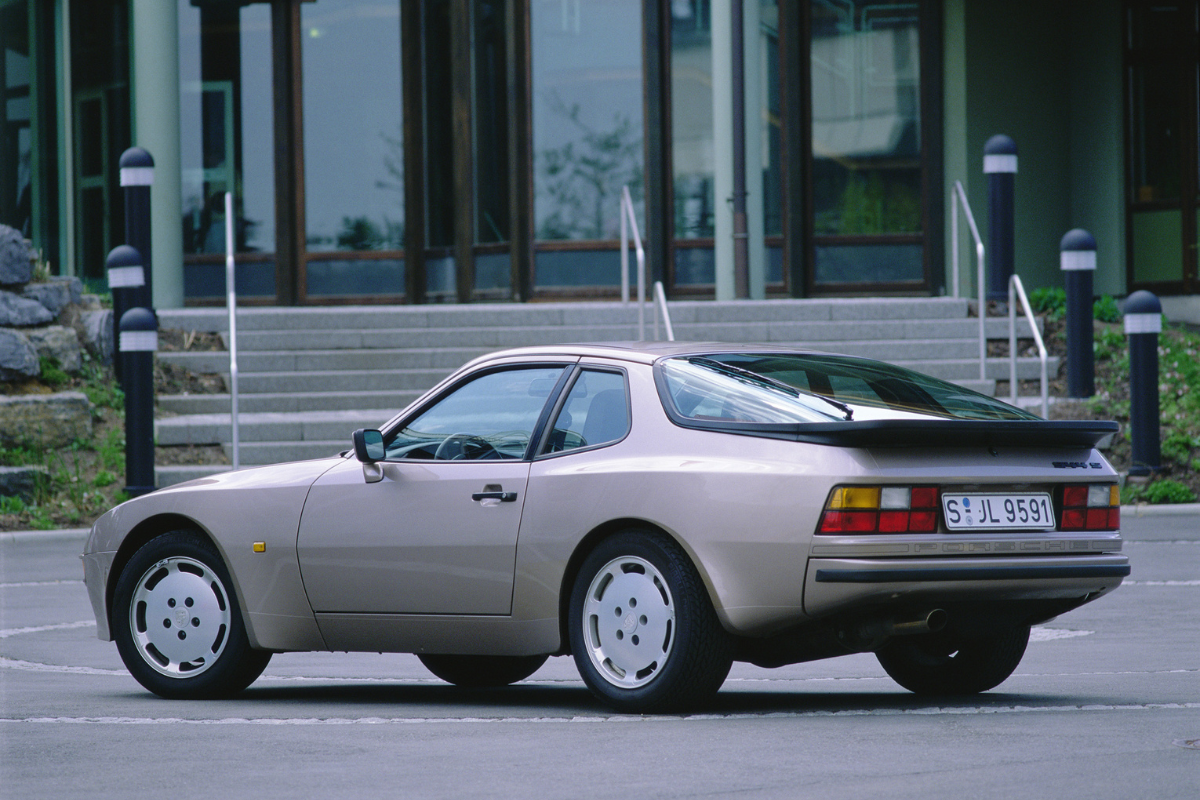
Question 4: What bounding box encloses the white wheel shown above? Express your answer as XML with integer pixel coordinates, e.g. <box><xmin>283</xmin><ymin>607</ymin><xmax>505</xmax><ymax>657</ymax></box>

<box><xmin>129</xmin><ymin>556</ymin><xmax>231</xmax><ymax>678</ymax></box>
<box><xmin>581</xmin><ymin>555</ymin><xmax>676</xmax><ymax>689</ymax></box>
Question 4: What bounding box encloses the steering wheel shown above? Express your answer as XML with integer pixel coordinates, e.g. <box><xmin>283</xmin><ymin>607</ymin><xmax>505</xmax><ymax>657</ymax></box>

<box><xmin>433</xmin><ymin>433</ymin><xmax>498</xmax><ymax>461</ymax></box>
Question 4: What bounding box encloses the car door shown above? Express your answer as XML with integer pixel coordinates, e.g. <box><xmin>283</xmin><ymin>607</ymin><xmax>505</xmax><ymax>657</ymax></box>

<box><xmin>296</xmin><ymin>364</ymin><xmax>570</xmax><ymax>615</ymax></box>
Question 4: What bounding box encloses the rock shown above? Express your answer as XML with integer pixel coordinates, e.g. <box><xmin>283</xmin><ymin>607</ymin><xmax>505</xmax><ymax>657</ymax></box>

<box><xmin>79</xmin><ymin>309</ymin><xmax>114</xmax><ymax>365</ymax></box>
<box><xmin>23</xmin><ymin>277</ymin><xmax>84</xmax><ymax>316</ymax></box>
<box><xmin>0</xmin><ymin>225</ymin><xmax>35</xmax><ymax>287</ymax></box>
<box><xmin>0</xmin><ymin>290</ymin><xmax>54</xmax><ymax>327</ymax></box>
<box><xmin>0</xmin><ymin>465</ymin><xmax>47</xmax><ymax>503</ymax></box>
<box><xmin>25</xmin><ymin>326</ymin><xmax>83</xmax><ymax>373</ymax></box>
<box><xmin>0</xmin><ymin>392</ymin><xmax>93</xmax><ymax>448</ymax></box>
<box><xmin>0</xmin><ymin>328</ymin><xmax>40</xmax><ymax>380</ymax></box>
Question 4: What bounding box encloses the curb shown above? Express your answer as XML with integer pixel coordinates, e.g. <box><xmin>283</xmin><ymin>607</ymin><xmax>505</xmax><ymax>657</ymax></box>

<box><xmin>1120</xmin><ymin>503</ymin><xmax>1200</xmax><ymax>518</ymax></box>
<box><xmin>0</xmin><ymin>527</ymin><xmax>90</xmax><ymax>541</ymax></box>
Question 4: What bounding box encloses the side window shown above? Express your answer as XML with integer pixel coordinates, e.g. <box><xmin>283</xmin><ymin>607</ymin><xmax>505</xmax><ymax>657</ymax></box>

<box><xmin>387</xmin><ymin>366</ymin><xmax>565</xmax><ymax>460</ymax></box>
<box><xmin>545</xmin><ymin>370</ymin><xmax>629</xmax><ymax>454</ymax></box>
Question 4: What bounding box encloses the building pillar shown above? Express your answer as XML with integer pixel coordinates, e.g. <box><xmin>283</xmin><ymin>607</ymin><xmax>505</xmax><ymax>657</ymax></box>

<box><xmin>131</xmin><ymin>0</ymin><xmax>183</xmax><ymax>309</ymax></box>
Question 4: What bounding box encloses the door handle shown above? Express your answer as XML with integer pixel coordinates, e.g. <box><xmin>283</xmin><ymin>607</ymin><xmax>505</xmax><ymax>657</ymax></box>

<box><xmin>472</xmin><ymin>491</ymin><xmax>518</xmax><ymax>503</ymax></box>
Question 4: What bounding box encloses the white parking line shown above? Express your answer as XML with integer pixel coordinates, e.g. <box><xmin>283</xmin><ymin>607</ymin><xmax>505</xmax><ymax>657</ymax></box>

<box><xmin>0</xmin><ymin>580</ymin><xmax>85</xmax><ymax>589</ymax></box>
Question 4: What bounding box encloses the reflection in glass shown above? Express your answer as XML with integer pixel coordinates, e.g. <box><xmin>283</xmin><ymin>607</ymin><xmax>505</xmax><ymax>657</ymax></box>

<box><xmin>810</xmin><ymin>1</ymin><xmax>921</xmax><ymax>236</ymax></box>
<box><xmin>1</xmin><ymin>2</ymin><xmax>31</xmax><ymax>237</ymax></box>
<box><xmin>671</xmin><ymin>0</ymin><xmax>714</xmax><ymax>240</ymax></box>
<box><xmin>531</xmin><ymin>0</ymin><xmax>644</xmax><ymax>244</ymax></box>
<box><xmin>302</xmin><ymin>0</ymin><xmax>403</xmax><ymax>253</ymax></box>
<box><xmin>179</xmin><ymin>0</ymin><xmax>274</xmax><ymax>255</ymax></box>
<box><xmin>761</xmin><ymin>1</ymin><xmax>782</xmax><ymax>238</ymax></box>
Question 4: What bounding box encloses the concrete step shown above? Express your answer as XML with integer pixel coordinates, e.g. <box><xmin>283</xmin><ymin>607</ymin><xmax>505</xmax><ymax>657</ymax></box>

<box><xmin>158</xmin><ymin>297</ymin><xmax>976</xmax><ymax>334</ymax></box>
<box><xmin>223</xmin><ymin>440</ymin><xmax>348</xmax><ymax>465</ymax></box>
<box><xmin>157</xmin><ymin>347</ymin><xmax>489</xmax><ymax>375</ymax></box>
<box><xmin>233</xmin><ymin>368</ymin><xmax>450</xmax><ymax>395</ymax></box>
<box><xmin>156</xmin><ymin>410</ymin><xmax>388</xmax><ymax>446</ymax></box>
<box><xmin>158</xmin><ymin>390</ymin><xmax>421</xmax><ymax>415</ymax></box>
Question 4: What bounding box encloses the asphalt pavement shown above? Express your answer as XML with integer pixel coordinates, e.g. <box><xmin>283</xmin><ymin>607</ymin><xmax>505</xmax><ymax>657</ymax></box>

<box><xmin>2</xmin><ymin>509</ymin><xmax>1197</xmax><ymax>799</ymax></box>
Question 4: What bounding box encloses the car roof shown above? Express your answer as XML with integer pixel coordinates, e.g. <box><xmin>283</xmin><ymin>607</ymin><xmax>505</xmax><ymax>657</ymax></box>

<box><xmin>469</xmin><ymin>341</ymin><xmax>831</xmax><ymax>367</ymax></box>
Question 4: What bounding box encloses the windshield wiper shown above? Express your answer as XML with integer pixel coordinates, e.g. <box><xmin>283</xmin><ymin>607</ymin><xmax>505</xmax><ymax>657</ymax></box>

<box><xmin>687</xmin><ymin>357</ymin><xmax>854</xmax><ymax>420</ymax></box>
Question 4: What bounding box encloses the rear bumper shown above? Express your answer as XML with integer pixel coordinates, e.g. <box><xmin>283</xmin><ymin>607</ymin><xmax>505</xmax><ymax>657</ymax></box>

<box><xmin>803</xmin><ymin>553</ymin><xmax>1129</xmax><ymax>617</ymax></box>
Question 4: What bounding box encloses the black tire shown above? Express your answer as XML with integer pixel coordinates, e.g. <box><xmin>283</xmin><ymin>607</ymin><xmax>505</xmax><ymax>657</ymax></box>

<box><xmin>418</xmin><ymin>654</ymin><xmax>549</xmax><ymax>687</ymax></box>
<box><xmin>112</xmin><ymin>530</ymin><xmax>271</xmax><ymax>699</ymax></box>
<box><xmin>568</xmin><ymin>531</ymin><xmax>733</xmax><ymax>713</ymax></box>
<box><xmin>875</xmin><ymin>624</ymin><xmax>1031</xmax><ymax>695</ymax></box>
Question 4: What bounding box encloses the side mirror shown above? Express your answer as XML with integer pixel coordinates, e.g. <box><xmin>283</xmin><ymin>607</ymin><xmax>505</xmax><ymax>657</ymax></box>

<box><xmin>352</xmin><ymin>429</ymin><xmax>385</xmax><ymax>463</ymax></box>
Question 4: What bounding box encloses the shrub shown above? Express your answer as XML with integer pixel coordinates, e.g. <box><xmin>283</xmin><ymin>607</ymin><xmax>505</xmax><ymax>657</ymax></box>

<box><xmin>1141</xmin><ymin>479</ymin><xmax>1197</xmax><ymax>505</ymax></box>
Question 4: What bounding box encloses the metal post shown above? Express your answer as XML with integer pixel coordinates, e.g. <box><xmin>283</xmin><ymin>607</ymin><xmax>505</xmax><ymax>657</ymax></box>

<box><xmin>984</xmin><ymin>135</ymin><xmax>1017</xmax><ymax>303</ymax></box>
<box><xmin>224</xmin><ymin>193</ymin><xmax>240</xmax><ymax>470</ymax></box>
<box><xmin>1061</xmin><ymin>229</ymin><xmax>1096</xmax><ymax>398</ymax></box>
<box><xmin>119</xmin><ymin>147</ymin><xmax>155</xmax><ymax>310</ymax></box>
<box><xmin>1124</xmin><ymin>290</ymin><xmax>1162</xmax><ymax>476</ymax></box>
<box><xmin>730</xmin><ymin>0</ymin><xmax>749</xmax><ymax>298</ymax></box>
<box><xmin>105</xmin><ymin>245</ymin><xmax>144</xmax><ymax>386</ymax></box>
<box><xmin>119</xmin><ymin>307</ymin><xmax>158</xmax><ymax>497</ymax></box>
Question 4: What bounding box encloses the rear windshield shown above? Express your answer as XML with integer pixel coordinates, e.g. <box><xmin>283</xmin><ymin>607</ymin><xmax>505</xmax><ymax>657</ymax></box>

<box><xmin>659</xmin><ymin>353</ymin><xmax>1039</xmax><ymax>424</ymax></box>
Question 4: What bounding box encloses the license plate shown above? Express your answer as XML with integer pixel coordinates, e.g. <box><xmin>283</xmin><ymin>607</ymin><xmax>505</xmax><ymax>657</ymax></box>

<box><xmin>941</xmin><ymin>493</ymin><xmax>1055</xmax><ymax>531</ymax></box>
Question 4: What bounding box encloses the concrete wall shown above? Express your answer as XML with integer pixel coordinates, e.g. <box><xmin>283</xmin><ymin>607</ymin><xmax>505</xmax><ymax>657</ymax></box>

<box><xmin>946</xmin><ymin>0</ymin><xmax>1125</xmax><ymax>299</ymax></box>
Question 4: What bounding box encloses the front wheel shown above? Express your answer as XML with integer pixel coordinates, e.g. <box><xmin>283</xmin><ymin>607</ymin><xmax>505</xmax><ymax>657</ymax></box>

<box><xmin>568</xmin><ymin>531</ymin><xmax>733</xmax><ymax>713</ymax></box>
<box><xmin>875</xmin><ymin>624</ymin><xmax>1030</xmax><ymax>695</ymax></box>
<box><xmin>418</xmin><ymin>654</ymin><xmax>549</xmax><ymax>687</ymax></box>
<box><xmin>112</xmin><ymin>530</ymin><xmax>271</xmax><ymax>699</ymax></box>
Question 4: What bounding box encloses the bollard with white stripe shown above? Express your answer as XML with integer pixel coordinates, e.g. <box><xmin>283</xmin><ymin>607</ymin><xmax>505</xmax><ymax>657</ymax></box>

<box><xmin>984</xmin><ymin>135</ymin><xmax>1017</xmax><ymax>303</ymax></box>
<box><xmin>1124</xmin><ymin>290</ymin><xmax>1162</xmax><ymax>476</ymax></box>
<box><xmin>105</xmin><ymin>245</ymin><xmax>145</xmax><ymax>386</ymax></box>
<box><xmin>119</xmin><ymin>147</ymin><xmax>154</xmax><ymax>309</ymax></box>
<box><xmin>1061</xmin><ymin>229</ymin><xmax>1096</xmax><ymax>398</ymax></box>
<box><xmin>119</xmin><ymin>307</ymin><xmax>158</xmax><ymax>498</ymax></box>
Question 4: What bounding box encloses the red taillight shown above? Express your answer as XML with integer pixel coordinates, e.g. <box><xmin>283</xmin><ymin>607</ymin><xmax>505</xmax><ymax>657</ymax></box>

<box><xmin>1060</xmin><ymin>484</ymin><xmax>1120</xmax><ymax>531</ymax></box>
<box><xmin>818</xmin><ymin>486</ymin><xmax>940</xmax><ymax>534</ymax></box>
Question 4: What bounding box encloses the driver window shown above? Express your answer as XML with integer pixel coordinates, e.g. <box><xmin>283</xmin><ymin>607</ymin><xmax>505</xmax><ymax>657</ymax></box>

<box><xmin>544</xmin><ymin>370</ymin><xmax>629</xmax><ymax>454</ymax></box>
<box><xmin>386</xmin><ymin>366</ymin><xmax>566</xmax><ymax>460</ymax></box>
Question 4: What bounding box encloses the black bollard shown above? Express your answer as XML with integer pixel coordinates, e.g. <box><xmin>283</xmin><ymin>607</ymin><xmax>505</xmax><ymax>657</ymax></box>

<box><xmin>119</xmin><ymin>147</ymin><xmax>155</xmax><ymax>310</ymax></box>
<box><xmin>984</xmin><ymin>135</ymin><xmax>1018</xmax><ymax>303</ymax></box>
<box><xmin>1061</xmin><ymin>229</ymin><xmax>1096</xmax><ymax>398</ymax></box>
<box><xmin>119</xmin><ymin>307</ymin><xmax>158</xmax><ymax>497</ymax></box>
<box><xmin>1124</xmin><ymin>290</ymin><xmax>1162</xmax><ymax>476</ymax></box>
<box><xmin>104</xmin><ymin>245</ymin><xmax>145</xmax><ymax>386</ymax></box>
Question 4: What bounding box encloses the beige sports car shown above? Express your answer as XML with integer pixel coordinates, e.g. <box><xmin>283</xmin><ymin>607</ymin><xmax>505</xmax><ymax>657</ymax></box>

<box><xmin>83</xmin><ymin>343</ymin><xmax>1129</xmax><ymax>712</ymax></box>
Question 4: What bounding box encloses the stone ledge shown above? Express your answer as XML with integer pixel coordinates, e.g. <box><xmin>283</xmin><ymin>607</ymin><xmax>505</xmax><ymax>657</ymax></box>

<box><xmin>0</xmin><ymin>391</ymin><xmax>93</xmax><ymax>448</ymax></box>
<box><xmin>0</xmin><ymin>465</ymin><xmax>48</xmax><ymax>502</ymax></box>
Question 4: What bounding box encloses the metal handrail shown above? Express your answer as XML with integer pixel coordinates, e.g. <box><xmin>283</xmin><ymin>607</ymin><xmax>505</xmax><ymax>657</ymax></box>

<box><xmin>223</xmin><ymin>192</ymin><xmax>240</xmax><ymax>470</ymax></box>
<box><xmin>950</xmin><ymin>181</ymin><xmax>987</xmax><ymax>381</ymax></box>
<box><xmin>619</xmin><ymin>185</ymin><xmax>647</xmax><ymax>340</ymax></box>
<box><xmin>1008</xmin><ymin>274</ymin><xmax>1049</xmax><ymax>419</ymax></box>
<box><xmin>653</xmin><ymin>281</ymin><xmax>675</xmax><ymax>341</ymax></box>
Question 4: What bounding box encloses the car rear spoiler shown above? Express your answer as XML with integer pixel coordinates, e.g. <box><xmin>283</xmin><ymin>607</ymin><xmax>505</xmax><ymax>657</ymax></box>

<box><xmin>676</xmin><ymin>418</ymin><xmax>1119</xmax><ymax>449</ymax></box>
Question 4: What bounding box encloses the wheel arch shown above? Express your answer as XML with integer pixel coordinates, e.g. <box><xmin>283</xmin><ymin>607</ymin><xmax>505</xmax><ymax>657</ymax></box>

<box><xmin>555</xmin><ymin>517</ymin><xmax>724</xmax><ymax>655</ymax></box>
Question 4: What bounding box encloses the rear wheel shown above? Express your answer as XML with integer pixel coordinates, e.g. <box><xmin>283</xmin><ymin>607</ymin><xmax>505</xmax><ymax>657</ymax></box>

<box><xmin>112</xmin><ymin>530</ymin><xmax>271</xmax><ymax>699</ymax></box>
<box><xmin>875</xmin><ymin>624</ymin><xmax>1030</xmax><ymax>695</ymax></box>
<box><xmin>418</xmin><ymin>654</ymin><xmax>548</xmax><ymax>687</ymax></box>
<box><xmin>568</xmin><ymin>531</ymin><xmax>733</xmax><ymax>713</ymax></box>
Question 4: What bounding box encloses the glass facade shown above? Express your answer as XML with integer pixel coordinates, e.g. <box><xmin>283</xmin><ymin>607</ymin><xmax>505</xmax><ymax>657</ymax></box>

<box><xmin>178</xmin><ymin>0</ymin><xmax>275</xmax><ymax>297</ymax></box>
<box><xmin>1</xmin><ymin>1</ymin><xmax>31</xmax><ymax>237</ymax></box>
<box><xmin>302</xmin><ymin>0</ymin><xmax>404</xmax><ymax>297</ymax></box>
<box><xmin>531</xmin><ymin>0</ymin><xmax>644</xmax><ymax>289</ymax></box>
<box><xmin>1125</xmin><ymin>0</ymin><xmax>1193</xmax><ymax>291</ymax></box>
<box><xmin>810</xmin><ymin>0</ymin><xmax>923</xmax><ymax>287</ymax></box>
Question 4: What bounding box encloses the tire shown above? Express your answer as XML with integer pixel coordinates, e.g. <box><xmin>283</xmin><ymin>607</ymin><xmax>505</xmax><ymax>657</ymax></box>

<box><xmin>418</xmin><ymin>654</ymin><xmax>549</xmax><ymax>687</ymax></box>
<box><xmin>112</xmin><ymin>530</ymin><xmax>271</xmax><ymax>699</ymax></box>
<box><xmin>568</xmin><ymin>531</ymin><xmax>733</xmax><ymax>713</ymax></box>
<box><xmin>875</xmin><ymin>624</ymin><xmax>1031</xmax><ymax>695</ymax></box>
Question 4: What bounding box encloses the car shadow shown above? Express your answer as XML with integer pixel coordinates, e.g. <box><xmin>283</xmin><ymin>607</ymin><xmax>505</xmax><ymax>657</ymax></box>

<box><xmin>114</xmin><ymin>680</ymin><xmax>1110</xmax><ymax>719</ymax></box>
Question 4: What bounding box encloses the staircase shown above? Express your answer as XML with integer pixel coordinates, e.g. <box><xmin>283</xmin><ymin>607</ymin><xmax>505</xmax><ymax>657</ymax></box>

<box><xmin>154</xmin><ymin>298</ymin><xmax>1051</xmax><ymax>486</ymax></box>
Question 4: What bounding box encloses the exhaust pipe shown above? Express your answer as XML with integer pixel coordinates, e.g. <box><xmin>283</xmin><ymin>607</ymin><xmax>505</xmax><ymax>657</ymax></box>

<box><xmin>851</xmin><ymin>609</ymin><xmax>948</xmax><ymax>644</ymax></box>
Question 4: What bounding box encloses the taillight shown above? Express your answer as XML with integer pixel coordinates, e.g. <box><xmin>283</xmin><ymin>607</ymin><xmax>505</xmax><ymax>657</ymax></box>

<box><xmin>1061</xmin><ymin>484</ymin><xmax>1120</xmax><ymax>531</ymax></box>
<box><xmin>818</xmin><ymin>486</ymin><xmax>939</xmax><ymax>534</ymax></box>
